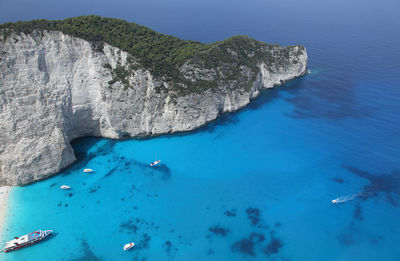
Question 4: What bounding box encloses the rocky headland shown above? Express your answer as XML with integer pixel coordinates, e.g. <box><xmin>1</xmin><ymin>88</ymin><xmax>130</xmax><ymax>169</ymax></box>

<box><xmin>0</xmin><ymin>16</ymin><xmax>307</xmax><ymax>185</ymax></box>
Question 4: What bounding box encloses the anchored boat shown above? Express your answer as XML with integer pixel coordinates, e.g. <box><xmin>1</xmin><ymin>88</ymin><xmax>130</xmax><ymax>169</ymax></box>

<box><xmin>60</xmin><ymin>185</ymin><xmax>71</xmax><ymax>190</ymax></box>
<box><xmin>83</xmin><ymin>168</ymin><xmax>93</xmax><ymax>173</ymax></box>
<box><xmin>2</xmin><ymin>230</ymin><xmax>52</xmax><ymax>253</ymax></box>
<box><xmin>149</xmin><ymin>160</ymin><xmax>161</xmax><ymax>167</ymax></box>
<box><xmin>123</xmin><ymin>242</ymin><xmax>135</xmax><ymax>251</ymax></box>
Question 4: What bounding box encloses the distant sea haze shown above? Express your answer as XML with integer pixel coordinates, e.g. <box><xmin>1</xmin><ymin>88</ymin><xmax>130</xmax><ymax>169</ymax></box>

<box><xmin>1</xmin><ymin>0</ymin><xmax>400</xmax><ymax>260</ymax></box>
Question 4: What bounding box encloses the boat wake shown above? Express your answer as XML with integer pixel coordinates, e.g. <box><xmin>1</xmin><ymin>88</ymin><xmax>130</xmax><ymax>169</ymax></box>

<box><xmin>332</xmin><ymin>193</ymin><xmax>360</xmax><ymax>204</ymax></box>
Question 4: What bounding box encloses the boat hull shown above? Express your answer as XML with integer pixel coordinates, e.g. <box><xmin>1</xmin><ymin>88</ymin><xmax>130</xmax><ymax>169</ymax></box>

<box><xmin>4</xmin><ymin>239</ymin><xmax>40</xmax><ymax>253</ymax></box>
<box><xmin>123</xmin><ymin>242</ymin><xmax>135</xmax><ymax>251</ymax></box>
<box><xmin>150</xmin><ymin>160</ymin><xmax>161</xmax><ymax>167</ymax></box>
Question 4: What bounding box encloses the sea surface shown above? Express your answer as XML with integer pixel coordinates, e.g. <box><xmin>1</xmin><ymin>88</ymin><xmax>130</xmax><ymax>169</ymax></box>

<box><xmin>1</xmin><ymin>0</ymin><xmax>400</xmax><ymax>260</ymax></box>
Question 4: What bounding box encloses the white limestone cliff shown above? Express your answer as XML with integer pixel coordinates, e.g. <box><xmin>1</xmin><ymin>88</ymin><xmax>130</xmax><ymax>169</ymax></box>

<box><xmin>0</xmin><ymin>31</ymin><xmax>307</xmax><ymax>185</ymax></box>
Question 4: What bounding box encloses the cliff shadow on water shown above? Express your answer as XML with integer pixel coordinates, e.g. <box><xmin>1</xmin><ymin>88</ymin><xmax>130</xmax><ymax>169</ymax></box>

<box><xmin>60</xmin><ymin>137</ymin><xmax>116</xmax><ymax>177</ymax></box>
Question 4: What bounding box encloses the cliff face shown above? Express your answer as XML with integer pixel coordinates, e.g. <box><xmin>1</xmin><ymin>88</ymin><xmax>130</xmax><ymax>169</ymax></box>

<box><xmin>0</xmin><ymin>30</ymin><xmax>307</xmax><ymax>185</ymax></box>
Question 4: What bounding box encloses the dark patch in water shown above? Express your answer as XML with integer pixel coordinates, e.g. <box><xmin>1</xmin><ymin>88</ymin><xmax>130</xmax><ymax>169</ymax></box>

<box><xmin>50</xmin><ymin>182</ymin><xmax>57</xmax><ymax>188</ymax></box>
<box><xmin>151</xmin><ymin>164</ymin><xmax>172</xmax><ymax>181</ymax></box>
<box><xmin>64</xmin><ymin>204</ymin><xmax>68</xmax><ymax>207</ymax></box>
<box><xmin>369</xmin><ymin>235</ymin><xmax>383</xmax><ymax>245</ymax></box>
<box><xmin>275</xmin><ymin>222</ymin><xmax>281</xmax><ymax>228</ymax></box>
<box><xmin>338</xmin><ymin>232</ymin><xmax>357</xmax><ymax>246</ymax></box>
<box><xmin>104</xmin><ymin>166</ymin><xmax>118</xmax><ymax>178</ymax></box>
<box><xmin>63</xmin><ymin>151</ymin><xmax>96</xmax><ymax>173</ymax></box>
<box><xmin>163</xmin><ymin>240</ymin><xmax>172</xmax><ymax>253</ymax></box>
<box><xmin>162</xmin><ymin>240</ymin><xmax>178</xmax><ymax>256</ymax></box>
<box><xmin>202</xmin><ymin>113</ymin><xmax>239</xmax><ymax>134</ymax></box>
<box><xmin>120</xmin><ymin>220</ymin><xmax>139</xmax><ymax>234</ymax></box>
<box><xmin>332</xmin><ymin>177</ymin><xmax>346</xmax><ymax>184</ymax></box>
<box><xmin>63</xmin><ymin>138</ymin><xmax>116</xmax><ymax>177</ymax></box>
<box><xmin>263</xmin><ymin>236</ymin><xmax>283</xmax><ymax>256</ymax></box>
<box><xmin>97</xmin><ymin>140</ymin><xmax>117</xmax><ymax>156</ymax></box>
<box><xmin>207</xmin><ymin>249</ymin><xmax>215</xmax><ymax>255</ymax></box>
<box><xmin>224</xmin><ymin>209</ymin><xmax>237</xmax><ymax>217</ymax></box>
<box><xmin>68</xmin><ymin>193</ymin><xmax>73</xmax><ymax>197</ymax></box>
<box><xmin>209</xmin><ymin>225</ymin><xmax>230</xmax><ymax>237</ymax></box>
<box><xmin>130</xmin><ymin>159</ymin><xmax>149</xmax><ymax>169</ymax></box>
<box><xmin>353</xmin><ymin>204</ymin><xmax>363</xmax><ymax>221</ymax></box>
<box><xmin>70</xmin><ymin>239</ymin><xmax>102</xmax><ymax>261</ymax></box>
<box><xmin>120</xmin><ymin>218</ymin><xmax>159</xmax><ymax>235</ymax></box>
<box><xmin>57</xmin><ymin>202</ymin><xmax>62</xmax><ymax>207</ymax></box>
<box><xmin>128</xmin><ymin>159</ymin><xmax>172</xmax><ymax>181</ymax></box>
<box><xmin>89</xmin><ymin>185</ymin><xmax>101</xmax><ymax>193</ymax></box>
<box><xmin>136</xmin><ymin>233</ymin><xmax>151</xmax><ymax>250</ymax></box>
<box><xmin>250</xmin><ymin>232</ymin><xmax>265</xmax><ymax>243</ymax></box>
<box><xmin>231</xmin><ymin>233</ymin><xmax>266</xmax><ymax>257</ymax></box>
<box><xmin>246</xmin><ymin>207</ymin><xmax>261</xmax><ymax>226</ymax></box>
<box><xmin>231</xmin><ymin>238</ymin><xmax>256</xmax><ymax>256</ymax></box>
<box><xmin>343</xmin><ymin>166</ymin><xmax>400</xmax><ymax>206</ymax></box>
<box><xmin>281</xmin><ymin>74</ymin><xmax>373</xmax><ymax>120</ymax></box>
<box><xmin>248</xmin><ymin>86</ymin><xmax>284</xmax><ymax>111</ymax></box>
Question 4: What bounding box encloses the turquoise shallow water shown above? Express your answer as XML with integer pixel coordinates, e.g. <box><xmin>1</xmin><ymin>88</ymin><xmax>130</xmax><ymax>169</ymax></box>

<box><xmin>1</xmin><ymin>0</ymin><xmax>400</xmax><ymax>260</ymax></box>
<box><xmin>2</xmin><ymin>74</ymin><xmax>400</xmax><ymax>260</ymax></box>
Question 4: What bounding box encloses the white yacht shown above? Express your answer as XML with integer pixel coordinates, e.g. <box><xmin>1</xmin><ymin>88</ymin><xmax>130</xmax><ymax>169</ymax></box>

<box><xmin>123</xmin><ymin>242</ymin><xmax>135</xmax><ymax>251</ymax></box>
<box><xmin>149</xmin><ymin>160</ymin><xmax>161</xmax><ymax>167</ymax></box>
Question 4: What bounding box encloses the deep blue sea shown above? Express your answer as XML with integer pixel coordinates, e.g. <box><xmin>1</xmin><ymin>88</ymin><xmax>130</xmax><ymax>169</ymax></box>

<box><xmin>1</xmin><ymin>0</ymin><xmax>400</xmax><ymax>260</ymax></box>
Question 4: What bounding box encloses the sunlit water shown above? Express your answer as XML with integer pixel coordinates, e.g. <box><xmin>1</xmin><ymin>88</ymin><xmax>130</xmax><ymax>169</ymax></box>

<box><xmin>1</xmin><ymin>0</ymin><xmax>400</xmax><ymax>260</ymax></box>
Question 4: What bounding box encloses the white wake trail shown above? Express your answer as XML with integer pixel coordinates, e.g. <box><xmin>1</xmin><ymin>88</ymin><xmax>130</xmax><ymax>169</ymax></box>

<box><xmin>335</xmin><ymin>194</ymin><xmax>359</xmax><ymax>203</ymax></box>
<box><xmin>332</xmin><ymin>193</ymin><xmax>363</xmax><ymax>204</ymax></box>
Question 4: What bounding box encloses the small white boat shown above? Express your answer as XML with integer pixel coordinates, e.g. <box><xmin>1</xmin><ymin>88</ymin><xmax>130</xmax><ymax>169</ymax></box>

<box><xmin>83</xmin><ymin>169</ymin><xmax>93</xmax><ymax>173</ymax></box>
<box><xmin>332</xmin><ymin>197</ymin><xmax>339</xmax><ymax>204</ymax></box>
<box><xmin>149</xmin><ymin>160</ymin><xmax>161</xmax><ymax>167</ymax></box>
<box><xmin>60</xmin><ymin>185</ymin><xmax>71</xmax><ymax>190</ymax></box>
<box><xmin>123</xmin><ymin>242</ymin><xmax>135</xmax><ymax>251</ymax></box>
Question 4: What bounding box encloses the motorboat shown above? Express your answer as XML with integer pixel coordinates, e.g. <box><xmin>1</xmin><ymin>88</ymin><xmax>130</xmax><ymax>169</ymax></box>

<box><xmin>149</xmin><ymin>160</ymin><xmax>161</xmax><ymax>167</ymax></box>
<box><xmin>123</xmin><ymin>242</ymin><xmax>135</xmax><ymax>251</ymax></box>
<box><xmin>60</xmin><ymin>185</ymin><xmax>71</xmax><ymax>190</ymax></box>
<box><xmin>83</xmin><ymin>168</ymin><xmax>93</xmax><ymax>173</ymax></box>
<box><xmin>331</xmin><ymin>197</ymin><xmax>339</xmax><ymax>204</ymax></box>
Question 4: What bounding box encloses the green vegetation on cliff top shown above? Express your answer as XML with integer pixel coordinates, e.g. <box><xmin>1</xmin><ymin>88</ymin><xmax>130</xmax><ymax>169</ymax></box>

<box><xmin>0</xmin><ymin>16</ymin><xmax>305</xmax><ymax>94</ymax></box>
